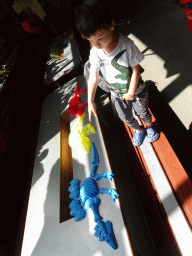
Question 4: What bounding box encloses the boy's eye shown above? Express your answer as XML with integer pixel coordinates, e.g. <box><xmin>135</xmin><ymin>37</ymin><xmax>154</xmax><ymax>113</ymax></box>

<box><xmin>97</xmin><ymin>37</ymin><xmax>103</xmax><ymax>42</ymax></box>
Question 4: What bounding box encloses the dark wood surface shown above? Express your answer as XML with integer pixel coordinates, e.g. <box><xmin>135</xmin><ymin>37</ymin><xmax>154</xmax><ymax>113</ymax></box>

<box><xmin>60</xmin><ymin>113</ymin><xmax>73</xmax><ymax>223</ymax></box>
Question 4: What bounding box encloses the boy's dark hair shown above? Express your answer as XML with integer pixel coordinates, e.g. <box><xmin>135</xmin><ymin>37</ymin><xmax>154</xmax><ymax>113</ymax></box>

<box><xmin>75</xmin><ymin>0</ymin><xmax>114</xmax><ymax>38</ymax></box>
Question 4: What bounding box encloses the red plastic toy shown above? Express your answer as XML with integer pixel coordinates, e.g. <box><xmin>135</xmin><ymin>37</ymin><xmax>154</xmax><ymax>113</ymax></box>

<box><xmin>68</xmin><ymin>83</ymin><xmax>88</xmax><ymax>117</ymax></box>
<box><xmin>180</xmin><ymin>0</ymin><xmax>192</xmax><ymax>32</ymax></box>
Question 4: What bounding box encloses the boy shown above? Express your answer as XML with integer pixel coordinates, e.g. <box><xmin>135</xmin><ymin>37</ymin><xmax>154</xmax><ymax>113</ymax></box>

<box><xmin>75</xmin><ymin>0</ymin><xmax>159</xmax><ymax>146</ymax></box>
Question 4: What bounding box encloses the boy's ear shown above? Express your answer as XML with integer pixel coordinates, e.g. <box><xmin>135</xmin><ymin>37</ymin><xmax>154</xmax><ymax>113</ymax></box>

<box><xmin>110</xmin><ymin>21</ymin><xmax>115</xmax><ymax>31</ymax></box>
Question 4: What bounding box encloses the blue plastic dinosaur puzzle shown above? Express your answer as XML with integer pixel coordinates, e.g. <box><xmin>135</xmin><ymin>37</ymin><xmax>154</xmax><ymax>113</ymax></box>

<box><xmin>68</xmin><ymin>142</ymin><xmax>119</xmax><ymax>250</ymax></box>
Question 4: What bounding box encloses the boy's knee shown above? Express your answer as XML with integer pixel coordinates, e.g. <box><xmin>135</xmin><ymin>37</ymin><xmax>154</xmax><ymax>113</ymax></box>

<box><xmin>140</xmin><ymin>111</ymin><xmax>152</xmax><ymax>123</ymax></box>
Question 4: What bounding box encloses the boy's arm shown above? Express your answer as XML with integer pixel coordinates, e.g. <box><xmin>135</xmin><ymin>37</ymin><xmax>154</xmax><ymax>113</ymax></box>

<box><xmin>121</xmin><ymin>64</ymin><xmax>140</xmax><ymax>101</ymax></box>
<box><xmin>88</xmin><ymin>71</ymin><xmax>99</xmax><ymax>121</ymax></box>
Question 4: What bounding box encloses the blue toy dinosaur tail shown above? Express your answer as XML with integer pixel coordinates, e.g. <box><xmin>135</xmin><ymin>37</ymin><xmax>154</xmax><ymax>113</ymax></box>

<box><xmin>94</xmin><ymin>220</ymin><xmax>118</xmax><ymax>250</ymax></box>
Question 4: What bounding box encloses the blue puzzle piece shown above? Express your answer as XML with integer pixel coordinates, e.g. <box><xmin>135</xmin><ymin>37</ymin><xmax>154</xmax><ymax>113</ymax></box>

<box><xmin>90</xmin><ymin>142</ymin><xmax>99</xmax><ymax>177</ymax></box>
<box><xmin>95</xmin><ymin>172</ymin><xmax>114</xmax><ymax>182</ymax></box>
<box><xmin>68</xmin><ymin>184</ymin><xmax>80</xmax><ymax>199</ymax></box>
<box><xmin>100</xmin><ymin>188</ymin><xmax>119</xmax><ymax>202</ymax></box>
<box><xmin>69</xmin><ymin>199</ymin><xmax>86</xmax><ymax>221</ymax></box>
<box><xmin>94</xmin><ymin>220</ymin><xmax>117</xmax><ymax>250</ymax></box>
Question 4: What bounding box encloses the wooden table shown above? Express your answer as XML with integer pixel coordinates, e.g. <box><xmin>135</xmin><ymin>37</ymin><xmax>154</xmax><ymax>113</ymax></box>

<box><xmin>21</xmin><ymin>76</ymin><xmax>135</xmax><ymax>256</ymax></box>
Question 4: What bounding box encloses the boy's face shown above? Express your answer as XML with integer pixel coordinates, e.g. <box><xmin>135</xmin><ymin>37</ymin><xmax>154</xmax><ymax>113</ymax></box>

<box><xmin>83</xmin><ymin>22</ymin><xmax>115</xmax><ymax>50</ymax></box>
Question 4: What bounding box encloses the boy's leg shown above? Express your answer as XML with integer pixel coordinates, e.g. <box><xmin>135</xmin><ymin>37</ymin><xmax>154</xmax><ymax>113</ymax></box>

<box><xmin>133</xmin><ymin>87</ymin><xmax>159</xmax><ymax>142</ymax></box>
<box><xmin>111</xmin><ymin>96</ymin><xmax>140</xmax><ymax>130</ymax></box>
<box><xmin>133</xmin><ymin>86</ymin><xmax>152</xmax><ymax>125</ymax></box>
<box><xmin>111</xmin><ymin>95</ymin><xmax>146</xmax><ymax>146</ymax></box>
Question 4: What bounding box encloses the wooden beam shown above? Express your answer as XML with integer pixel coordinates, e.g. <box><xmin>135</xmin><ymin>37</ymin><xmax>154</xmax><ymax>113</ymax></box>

<box><xmin>146</xmin><ymin>110</ymin><xmax>192</xmax><ymax>229</ymax></box>
<box><xmin>60</xmin><ymin>113</ymin><xmax>73</xmax><ymax>223</ymax></box>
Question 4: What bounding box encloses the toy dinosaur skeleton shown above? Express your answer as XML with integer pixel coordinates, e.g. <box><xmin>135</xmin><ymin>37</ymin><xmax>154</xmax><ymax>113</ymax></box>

<box><xmin>68</xmin><ymin>142</ymin><xmax>119</xmax><ymax>249</ymax></box>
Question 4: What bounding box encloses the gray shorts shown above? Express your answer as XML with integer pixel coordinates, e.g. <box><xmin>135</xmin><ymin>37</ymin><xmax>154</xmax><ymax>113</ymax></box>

<box><xmin>111</xmin><ymin>87</ymin><xmax>152</xmax><ymax>129</ymax></box>
<box><xmin>84</xmin><ymin>60</ymin><xmax>152</xmax><ymax>129</ymax></box>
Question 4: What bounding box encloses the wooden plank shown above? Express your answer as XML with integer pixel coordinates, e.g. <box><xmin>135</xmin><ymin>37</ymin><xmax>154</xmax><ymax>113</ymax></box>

<box><xmin>122</xmin><ymin>121</ymin><xmax>182</xmax><ymax>255</ymax></box>
<box><xmin>60</xmin><ymin>112</ymin><xmax>73</xmax><ymax>223</ymax></box>
<box><xmin>94</xmin><ymin>112</ymin><xmax>135</xmax><ymax>255</ymax></box>
<box><xmin>123</xmin><ymin>107</ymin><xmax>192</xmax><ymax>254</ymax></box>
<box><xmin>145</xmin><ymin>110</ymin><xmax>192</xmax><ymax>229</ymax></box>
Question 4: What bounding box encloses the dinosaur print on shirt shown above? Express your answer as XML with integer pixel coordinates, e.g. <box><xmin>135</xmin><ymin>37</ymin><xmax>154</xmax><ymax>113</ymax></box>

<box><xmin>109</xmin><ymin>50</ymin><xmax>132</xmax><ymax>97</ymax></box>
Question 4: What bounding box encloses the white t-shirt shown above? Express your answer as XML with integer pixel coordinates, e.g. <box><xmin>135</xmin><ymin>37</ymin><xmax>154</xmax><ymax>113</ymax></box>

<box><xmin>89</xmin><ymin>33</ymin><xmax>145</xmax><ymax>97</ymax></box>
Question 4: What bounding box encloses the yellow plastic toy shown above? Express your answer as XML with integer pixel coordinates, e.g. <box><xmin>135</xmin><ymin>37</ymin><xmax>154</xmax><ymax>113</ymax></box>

<box><xmin>69</xmin><ymin>112</ymin><xmax>96</xmax><ymax>153</ymax></box>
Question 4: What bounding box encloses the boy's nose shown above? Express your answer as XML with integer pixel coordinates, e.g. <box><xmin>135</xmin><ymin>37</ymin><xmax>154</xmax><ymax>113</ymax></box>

<box><xmin>96</xmin><ymin>43</ymin><xmax>102</xmax><ymax>49</ymax></box>
<box><xmin>92</xmin><ymin>41</ymin><xmax>102</xmax><ymax>49</ymax></box>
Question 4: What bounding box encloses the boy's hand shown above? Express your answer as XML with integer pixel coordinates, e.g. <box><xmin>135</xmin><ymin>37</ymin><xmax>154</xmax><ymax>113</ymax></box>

<box><xmin>88</xmin><ymin>102</ymin><xmax>97</xmax><ymax>122</ymax></box>
<box><xmin>121</xmin><ymin>93</ymin><xmax>135</xmax><ymax>101</ymax></box>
